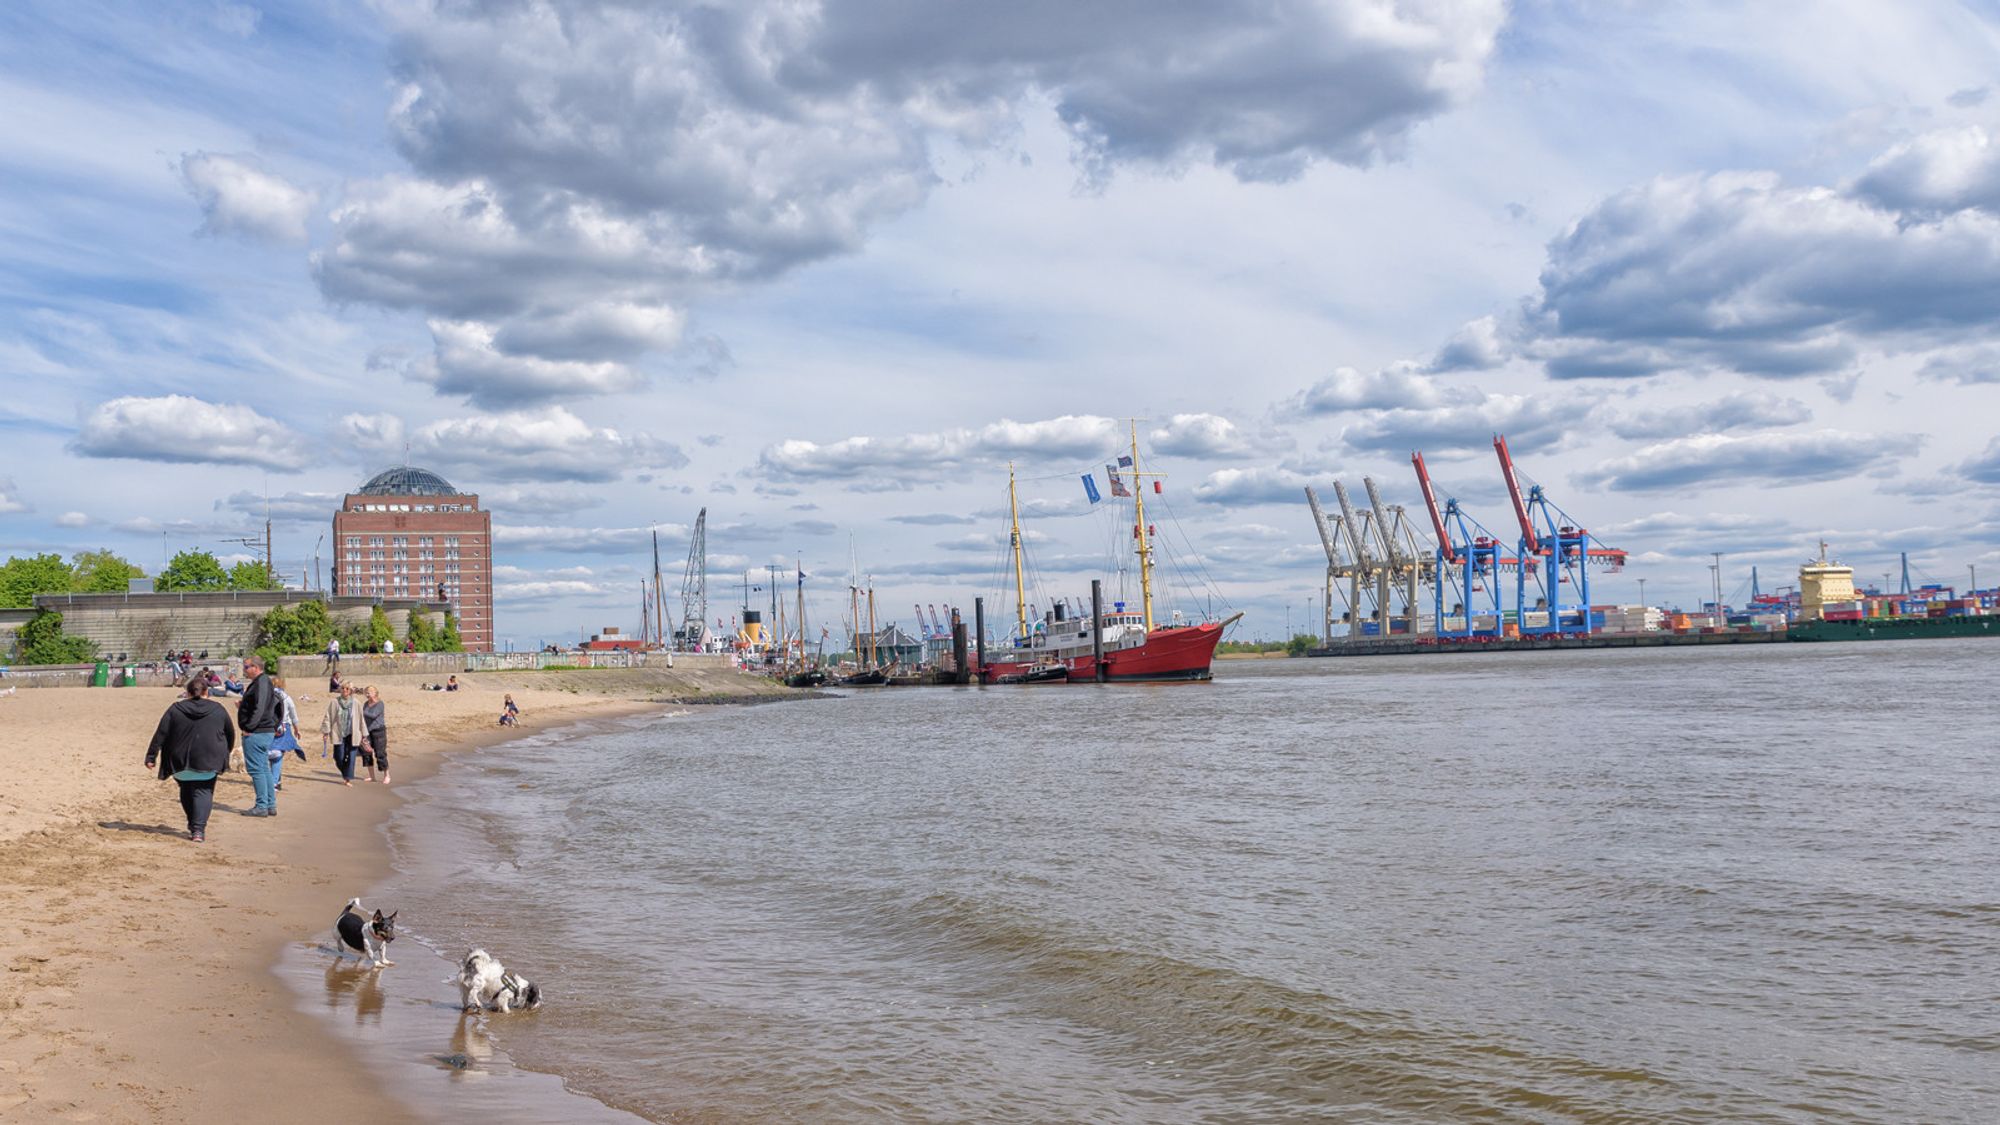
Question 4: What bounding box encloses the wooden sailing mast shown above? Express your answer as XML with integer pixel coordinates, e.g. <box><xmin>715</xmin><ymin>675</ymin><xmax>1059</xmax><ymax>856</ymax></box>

<box><xmin>1129</xmin><ymin>421</ymin><xmax>1156</xmax><ymax>632</ymax></box>
<box><xmin>1009</xmin><ymin>461</ymin><xmax>1029</xmax><ymax>640</ymax></box>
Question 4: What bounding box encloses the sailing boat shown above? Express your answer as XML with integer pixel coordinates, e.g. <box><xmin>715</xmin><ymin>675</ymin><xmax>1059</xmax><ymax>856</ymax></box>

<box><xmin>982</xmin><ymin>423</ymin><xmax>1236</xmax><ymax>684</ymax></box>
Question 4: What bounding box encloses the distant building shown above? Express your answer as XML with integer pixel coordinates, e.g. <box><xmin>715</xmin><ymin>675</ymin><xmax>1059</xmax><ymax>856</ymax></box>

<box><xmin>333</xmin><ymin>467</ymin><xmax>494</xmax><ymax>651</ymax></box>
<box><xmin>581</xmin><ymin>626</ymin><xmax>642</xmax><ymax>652</ymax></box>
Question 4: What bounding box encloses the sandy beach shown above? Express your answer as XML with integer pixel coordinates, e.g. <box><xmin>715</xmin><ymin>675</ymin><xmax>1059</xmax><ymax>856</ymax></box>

<box><xmin>0</xmin><ymin>666</ymin><xmax>776</xmax><ymax>1123</ymax></box>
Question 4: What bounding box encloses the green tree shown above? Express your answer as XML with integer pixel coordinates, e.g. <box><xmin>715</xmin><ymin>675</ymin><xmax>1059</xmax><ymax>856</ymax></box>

<box><xmin>438</xmin><ymin>612</ymin><xmax>463</xmax><ymax>653</ymax></box>
<box><xmin>341</xmin><ymin>606</ymin><xmax>393</xmax><ymax>654</ymax></box>
<box><xmin>156</xmin><ymin>550</ymin><xmax>227</xmax><ymax>592</ymax></box>
<box><xmin>404</xmin><ymin>612</ymin><xmax>437</xmax><ymax>652</ymax></box>
<box><xmin>1285</xmin><ymin>632</ymin><xmax>1319</xmax><ymax>658</ymax></box>
<box><xmin>0</xmin><ymin>553</ymin><xmax>77</xmax><ymax>608</ymax></box>
<box><xmin>256</xmin><ymin>599</ymin><xmax>334</xmax><ymax>656</ymax></box>
<box><xmin>227</xmin><ymin>559</ymin><xmax>280</xmax><ymax>591</ymax></box>
<box><xmin>14</xmin><ymin>610</ymin><xmax>97</xmax><ymax>665</ymax></box>
<box><xmin>69</xmin><ymin>549</ymin><xmax>145</xmax><ymax>593</ymax></box>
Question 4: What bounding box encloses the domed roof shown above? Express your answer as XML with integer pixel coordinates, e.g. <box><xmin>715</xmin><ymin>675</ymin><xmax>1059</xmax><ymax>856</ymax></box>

<box><xmin>356</xmin><ymin>466</ymin><xmax>461</xmax><ymax>496</ymax></box>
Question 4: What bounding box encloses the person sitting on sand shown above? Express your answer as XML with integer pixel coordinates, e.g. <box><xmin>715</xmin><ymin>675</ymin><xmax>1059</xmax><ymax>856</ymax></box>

<box><xmin>498</xmin><ymin>694</ymin><xmax>520</xmax><ymax>727</ymax></box>
<box><xmin>145</xmin><ymin>676</ymin><xmax>236</xmax><ymax>843</ymax></box>
<box><xmin>445</xmin><ymin>675</ymin><xmax>459</xmax><ymax>692</ymax></box>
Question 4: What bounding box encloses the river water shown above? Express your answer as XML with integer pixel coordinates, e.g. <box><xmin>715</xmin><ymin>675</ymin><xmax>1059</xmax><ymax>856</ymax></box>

<box><xmin>349</xmin><ymin>642</ymin><xmax>1998</xmax><ymax>1122</ymax></box>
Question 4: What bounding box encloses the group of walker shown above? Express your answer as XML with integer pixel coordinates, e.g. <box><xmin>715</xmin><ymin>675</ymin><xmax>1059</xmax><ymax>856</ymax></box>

<box><xmin>144</xmin><ymin>655</ymin><xmax>391</xmax><ymax>842</ymax></box>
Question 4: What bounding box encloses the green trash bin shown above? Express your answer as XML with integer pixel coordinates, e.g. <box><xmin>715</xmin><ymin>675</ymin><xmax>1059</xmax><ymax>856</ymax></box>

<box><xmin>92</xmin><ymin>661</ymin><xmax>109</xmax><ymax>687</ymax></box>
<box><xmin>120</xmin><ymin>664</ymin><xmax>137</xmax><ymax>687</ymax></box>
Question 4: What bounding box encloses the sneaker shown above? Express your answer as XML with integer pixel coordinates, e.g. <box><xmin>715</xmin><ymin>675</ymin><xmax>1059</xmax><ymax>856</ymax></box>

<box><xmin>241</xmin><ymin>808</ymin><xmax>270</xmax><ymax>817</ymax></box>
<box><xmin>191</xmin><ymin>831</ymin><xmax>205</xmax><ymax>843</ymax></box>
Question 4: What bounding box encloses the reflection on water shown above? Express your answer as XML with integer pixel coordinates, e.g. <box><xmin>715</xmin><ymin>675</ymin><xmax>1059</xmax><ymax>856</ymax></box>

<box><xmin>279</xmin><ymin>925</ymin><xmax>639</xmax><ymax>1120</ymax></box>
<box><xmin>322</xmin><ymin>959</ymin><xmax>386</xmax><ymax>1024</ymax></box>
<box><xmin>378</xmin><ymin>643</ymin><xmax>2000</xmax><ymax>1122</ymax></box>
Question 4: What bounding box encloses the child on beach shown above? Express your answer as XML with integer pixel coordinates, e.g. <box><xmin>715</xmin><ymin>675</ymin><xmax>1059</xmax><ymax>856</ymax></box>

<box><xmin>499</xmin><ymin>694</ymin><xmax>520</xmax><ymax>726</ymax></box>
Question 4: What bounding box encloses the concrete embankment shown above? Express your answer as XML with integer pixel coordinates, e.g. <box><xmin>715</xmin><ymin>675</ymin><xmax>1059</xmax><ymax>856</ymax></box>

<box><xmin>279</xmin><ymin>651</ymin><xmax>798</xmax><ymax>704</ymax></box>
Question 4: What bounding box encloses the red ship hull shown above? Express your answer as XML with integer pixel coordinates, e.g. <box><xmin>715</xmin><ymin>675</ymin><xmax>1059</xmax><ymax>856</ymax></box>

<box><xmin>981</xmin><ymin>621</ymin><xmax>1225</xmax><ymax>684</ymax></box>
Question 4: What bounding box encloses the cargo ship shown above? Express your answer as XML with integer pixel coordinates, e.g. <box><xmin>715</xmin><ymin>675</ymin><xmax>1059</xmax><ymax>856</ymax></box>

<box><xmin>982</xmin><ymin>425</ymin><xmax>1234</xmax><ymax>684</ymax></box>
<box><xmin>1791</xmin><ymin>542</ymin><xmax>1996</xmax><ymax>642</ymax></box>
<box><xmin>1789</xmin><ymin>615</ymin><xmax>1999</xmax><ymax>642</ymax></box>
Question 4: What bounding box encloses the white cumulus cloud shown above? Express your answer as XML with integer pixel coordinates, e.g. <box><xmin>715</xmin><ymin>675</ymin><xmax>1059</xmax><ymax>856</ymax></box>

<box><xmin>73</xmin><ymin>395</ymin><xmax>312</xmax><ymax>471</ymax></box>
<box><xmin>179</xmin><ymin>152</ymin><xmax>314</xmax><ymax>244</ymax></box>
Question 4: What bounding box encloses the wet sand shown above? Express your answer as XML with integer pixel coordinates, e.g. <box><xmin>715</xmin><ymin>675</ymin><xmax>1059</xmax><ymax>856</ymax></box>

<box><xmin>0</xmin><ymin>675</ymin><xmax>711</xmax><ymax>1122</ymax></box>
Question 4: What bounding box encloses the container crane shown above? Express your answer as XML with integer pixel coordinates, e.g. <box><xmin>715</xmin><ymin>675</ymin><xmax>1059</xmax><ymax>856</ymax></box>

<box><xmin>1363</xmin><ymin>476</ymin><xmax>1432</xmax><ymax>636</ymax></box>
<box><xmin>1304</xmin><ymin>485</ymin><xmax>1354</xmax><ymax>644</ymax></box>
<box><xmin>1412</xmin><ymin>451</ymin><xmax>1510</xmax><ymax>638</ymax></box>
<box><xmin>1492</xmin><ymin>435</ymin><xmax>1627</xmax><ymax>636</ymax></box>
<box><xmin>1331</xmin><ymin>480</ymin><xmax>1391</xmax><ymax>639</ymax></box>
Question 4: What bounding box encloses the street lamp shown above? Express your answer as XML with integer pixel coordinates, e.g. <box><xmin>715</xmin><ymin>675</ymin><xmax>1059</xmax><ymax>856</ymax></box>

<box><xmin>1637</xmin><ymin>578</ymin><xmax>1647</xmax><ymax>608</ymax></box>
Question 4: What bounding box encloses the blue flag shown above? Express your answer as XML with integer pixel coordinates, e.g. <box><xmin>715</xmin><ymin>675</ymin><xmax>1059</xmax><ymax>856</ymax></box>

<box><xmin>1081</xmin><ymin>472</ymin><xmax>1101</xmax><ymax>504</ymax></box>
<box><xmin>1117</xmin><ymin>454</ymin><xmax>1133</xmax><ymax>467</ymax></box>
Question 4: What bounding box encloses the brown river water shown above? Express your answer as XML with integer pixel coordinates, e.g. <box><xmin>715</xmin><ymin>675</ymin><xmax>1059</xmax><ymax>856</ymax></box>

<box><xmin>286</xmin><ymin>642</ymin><xmax>1999</xmax><ymax>1122</ymax></box>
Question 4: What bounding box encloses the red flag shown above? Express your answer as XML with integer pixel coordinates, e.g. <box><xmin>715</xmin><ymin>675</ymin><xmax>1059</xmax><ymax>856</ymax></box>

<box><xmin>1153</xmin><ymin>480</ymin><xmax>1162</xmax><ymax>494</ymax></box>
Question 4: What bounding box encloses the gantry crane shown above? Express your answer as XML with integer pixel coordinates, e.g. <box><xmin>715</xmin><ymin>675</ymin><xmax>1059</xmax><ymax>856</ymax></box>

<box><xmin>1493</xmin><ymin>435</ymin><xmax>1627</xmax><ymax>635</ymax></box>
<box><xmin>1412</xmin><ymin>451</ymin><xmax>1514</xmax><ymax>638</ymax></box>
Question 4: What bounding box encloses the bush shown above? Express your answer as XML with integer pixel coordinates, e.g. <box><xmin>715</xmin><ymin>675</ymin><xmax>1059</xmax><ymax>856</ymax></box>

<box><xmin>14</xmin><ymin>610</ymin><xmax>98</xmax><ymax>665</ymax></box>
<box><xmin>340</xmin><ymin>606</ymin><xmax>393</xmax><ymax>654</ymax></box>
<box><xmin>405</xmin><ymin>612</ymin><xmax>437</xmax><ymax>652</ymax></box>
<box><xmin>256</xmin><ymin>600</ymin><xmax>335</xmax><ymax>656</ymax></box>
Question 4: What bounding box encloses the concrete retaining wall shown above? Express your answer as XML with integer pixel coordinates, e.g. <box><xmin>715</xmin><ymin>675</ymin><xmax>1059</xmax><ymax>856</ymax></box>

<box><xmin>276</xmin><ymin>650</ymin><xmax>732</xmax><ymax>680</ymax></box>
<box><xmin>25</xmin><ymin>592</ymin><xmax>448</xmax><ymax>661</ymax></box>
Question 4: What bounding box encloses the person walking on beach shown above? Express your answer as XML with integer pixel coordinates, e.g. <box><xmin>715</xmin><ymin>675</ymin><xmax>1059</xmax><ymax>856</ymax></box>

<box><xmin>269</xmin><ymin>676</ymin><xmax>306</xmax><ymax>791</ymax></box>
<box><xmin>237</xmin><ymin>654</ymin><xmax>281</xmax><ymax>816</ymax></box>
<box><xmin>145</xmin><ymin>676</ymin><xmax>236</xmax><ymax>842</ymax></box>
<box><xmin>361</xmin><ymin>685</ymin><xmax>390</xmax><ymax>785</ymax></box>
<box><xmin>321</xmin><ymin>682</ymin><xmax>364</xmax><ymax>786</ymax></box>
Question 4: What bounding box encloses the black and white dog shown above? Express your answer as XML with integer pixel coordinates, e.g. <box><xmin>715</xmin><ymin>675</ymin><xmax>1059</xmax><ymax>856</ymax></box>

<box><xmin>334</xmin><ymin>897</ymin><xmax>398</xmax><ymax>967</ymax></box>
<box><xmin>456</xmin><ymin>948</ymin><xmax>542</xmax><ymax>1013</ymax></box>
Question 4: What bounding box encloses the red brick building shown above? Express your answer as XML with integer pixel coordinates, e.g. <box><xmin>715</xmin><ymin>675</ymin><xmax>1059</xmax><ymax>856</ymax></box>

<box><xmin>332</xmin><ymin>467</ymin><xmax>494</xmax><ymax>651</ymax></box>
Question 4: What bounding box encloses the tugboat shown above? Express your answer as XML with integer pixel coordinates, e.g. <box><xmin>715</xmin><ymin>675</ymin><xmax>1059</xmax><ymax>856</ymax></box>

<box><xmin>981</xmin><ymin>422</ymin><xmax>1235</xmax><ymax>684</ymax></box>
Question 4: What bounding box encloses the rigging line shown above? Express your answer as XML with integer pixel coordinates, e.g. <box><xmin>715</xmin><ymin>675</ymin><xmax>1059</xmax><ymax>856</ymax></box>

<box><xmin>1152</xmin><ymin>494</ymin><xmax>1233</xmax><ymax>611</ymax></box>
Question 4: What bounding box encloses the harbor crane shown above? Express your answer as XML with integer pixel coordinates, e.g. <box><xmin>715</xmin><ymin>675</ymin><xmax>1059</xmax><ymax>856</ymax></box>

<box><xmin>1493</xmin><ymin>435</ymin><xmax>1627</xmax><ymax>635</ymax></box>
<box><xmin>1412</xmin><ymin>451</ymin><xmax>1514</xmax><ymax>638</ymax></box>
<box><xmin>676</xmin><ymin>508</ymin><xmax>708</xmax><ymax>651</ymax></box>
<box><xmin>1304</xmin><ymin>480</ymin><xmax>1434</xmax><ymax>644</ymax></box>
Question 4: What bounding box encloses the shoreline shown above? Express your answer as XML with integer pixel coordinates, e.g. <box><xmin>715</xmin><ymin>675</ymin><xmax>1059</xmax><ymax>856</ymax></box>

<box><xmin>0</xmin><ymin>668</ymin><xmax>783</xmax><ymax>1123</ymax></box>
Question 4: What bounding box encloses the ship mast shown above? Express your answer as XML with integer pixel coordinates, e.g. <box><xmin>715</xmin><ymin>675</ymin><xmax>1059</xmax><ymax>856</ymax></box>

<box><xmin>1009</xmin><ymin>461</ymin><xmax>1028</xmax><ymax>639</ymax></box>
<box><xmin>1130</xmin><ymin>421</ymin><xmax>1155</xmax><ymax>632</ymax></box>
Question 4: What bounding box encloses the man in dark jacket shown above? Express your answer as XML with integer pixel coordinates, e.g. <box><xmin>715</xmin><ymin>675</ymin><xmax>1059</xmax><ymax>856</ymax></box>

<box><xmin>146</xmin><ymin>677</ymin><xmax>237</xmax><ymax>841</ymax></box>
<box><xmin>236</xmin><ymin>654</ymin><xmax>281</xmax><ymax>816</ymax></box>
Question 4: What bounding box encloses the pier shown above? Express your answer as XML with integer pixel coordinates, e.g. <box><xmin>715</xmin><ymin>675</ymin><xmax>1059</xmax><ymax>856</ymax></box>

<box><xmin>1306</xmin><ymin>630</ymin><xmax>1787</xmax><ymax>657</ymax></box>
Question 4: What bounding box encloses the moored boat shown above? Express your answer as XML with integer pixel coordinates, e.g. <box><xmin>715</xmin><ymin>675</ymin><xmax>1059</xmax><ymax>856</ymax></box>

<box><xmin>981</xmin><ymin>423</ymin><xmax>1235</xmax><ymax>685</ymax></box>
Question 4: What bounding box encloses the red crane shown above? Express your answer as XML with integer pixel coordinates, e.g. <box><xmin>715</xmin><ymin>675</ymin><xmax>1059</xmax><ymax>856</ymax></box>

<box><xmin>1411</xmin><ymin>451</ymin><xmax>1457</xmax><ymax>564</ymax></box>
<box><xmin>1494</xmin><ymin>434</ymin><xmax>1539</xmax><ymax>553</ymax></box>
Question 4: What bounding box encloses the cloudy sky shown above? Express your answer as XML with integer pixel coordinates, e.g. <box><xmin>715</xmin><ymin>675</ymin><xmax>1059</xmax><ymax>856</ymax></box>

<box><xmin>6</xmin><ymin>0</ymin><xmax>2000</xmax><ymax>646</ymax></box>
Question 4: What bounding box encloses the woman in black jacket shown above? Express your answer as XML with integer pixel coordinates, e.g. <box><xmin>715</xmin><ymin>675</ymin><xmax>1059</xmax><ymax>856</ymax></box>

<box><xmin>145</xmin><ymin>676</ymin><xmax>237</xmax><ymax>842</ymax></box>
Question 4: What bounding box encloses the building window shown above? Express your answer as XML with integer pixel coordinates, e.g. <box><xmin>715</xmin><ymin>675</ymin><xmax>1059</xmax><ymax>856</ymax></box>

<box><xmin>369</xmin><ymin>536</ymin><xmax>384</xmax><ymax>547</ymax></box>
<box><xmin>345</xmin><ymin>536</ymin><xmax>360</xmax><ymax>547</ymax></box>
